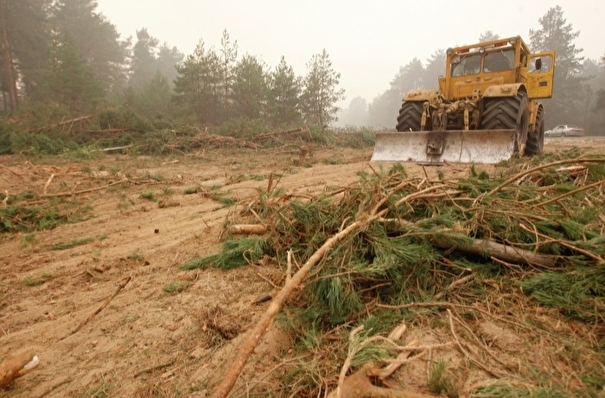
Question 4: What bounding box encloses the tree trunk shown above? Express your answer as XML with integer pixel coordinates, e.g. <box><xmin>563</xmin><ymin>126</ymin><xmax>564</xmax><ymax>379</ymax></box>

<box><xmin>0</xmin><ymin>0</ymin><xmax>18</xmax><ymax>112</ymax></box>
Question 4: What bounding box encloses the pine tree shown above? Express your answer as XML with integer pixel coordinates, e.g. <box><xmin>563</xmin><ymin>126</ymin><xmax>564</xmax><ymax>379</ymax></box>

<box><xmin>0</xmin><ymin>0</ymin><xmax>52</xmax><ymax>111</ymax></box>
<box><xmin>128</xmin><ymin>29</ymin><xmax>183</xmax><ymax>118</ymax></box>
<box><xmin>45</xmin><ymin>34</ymin><xmax>103</xmax><ymax>113</ymax></box>
<box><xmin>339</xmin><ymin>96</ymin><xmax>368</xmax><ymax>127</ymax></box>
<box><xmin>137</xmin><ymin>71</ymin><xmax>173</xmax><ymax>119</ymax></box>
<box><xmin>231</xmin><ymin>55</ymin><xmax>268</xmax><ymax>120</ymax></box>
<box><xmin>367</xmin><ymin>58</ymin><xmax>424</xmax><ymax>128</ymax></box>
<box><xmin>52</xmin><ymin>0</ymin><xmax>128</xmax><ymax>93</ymax></box>
<box><xmin>478</xmin><ymin>31</ymin><xmax>499</xmax><ymax>43</ymax></box>
<box><xmin>268</xmin><ymin>56</ymin><xmax>301</xmax><ymax>128</ymax></box>
<box><xmin>424</xmin><ymin>50</ymin><xmax>445</xmax><ymax>90</ymax></box>
<box><xmin>130</xmin><ymin>28</ymin><xmax>159</xmax><ymax>90</ymax></box>
<box><xmin>300</xmin><ymin>49</ymin><xmax>345</xmax><ymax>130</ymax></box>
<box><xmin>173</xmin><ymin>40</ymin><xmax>222</xmax><ymax>124</ymax></box>
<box><xmin>156</xmin><ymin>44</ymin><xmax>183</xmax><ymax>89</ymax></box>
<box><xmin>592</xmin><ymin>54</ymin><xmax>605</xmax><ymax>134</ymax></box>
<box><xmin>219</xmin><ymin>29</ymin><xmax>238</xmax><ymax>119</ymax></box>
<box><xmin>530</xmin><ymin>6</ymin><xmax>585</xmax><ymax>127</ymax></box>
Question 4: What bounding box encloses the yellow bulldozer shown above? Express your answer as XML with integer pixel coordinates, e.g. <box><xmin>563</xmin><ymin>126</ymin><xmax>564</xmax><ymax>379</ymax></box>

<box><xmin>371</xmin><ymin>36</ymin><xmax>556</xmax><ymax>164</ymax></box>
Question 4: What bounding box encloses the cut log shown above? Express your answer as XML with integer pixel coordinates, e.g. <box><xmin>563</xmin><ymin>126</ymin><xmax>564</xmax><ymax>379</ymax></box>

<box><xmin>0</xmin><ymin>352</ymin><xmax>40</xmax><ymax>387</ymax></box>
<box><xmin>227</xmin><ymin>224</ymin><xmax>268</xmax><ymax>235</ymax></box>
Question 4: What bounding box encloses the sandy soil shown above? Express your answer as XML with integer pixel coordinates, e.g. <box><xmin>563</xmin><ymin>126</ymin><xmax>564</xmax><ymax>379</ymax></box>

<box><xmin>0</xmin><ymin>137</ymin><xmax>603</xmax><ymax>397</ymax></box>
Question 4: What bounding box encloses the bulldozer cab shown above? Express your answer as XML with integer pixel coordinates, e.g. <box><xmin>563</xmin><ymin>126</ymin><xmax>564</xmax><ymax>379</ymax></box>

<box><xmin>442</xmin><ymin>38</ymin><xmax>525</xmax><ymax>99</ymax></box>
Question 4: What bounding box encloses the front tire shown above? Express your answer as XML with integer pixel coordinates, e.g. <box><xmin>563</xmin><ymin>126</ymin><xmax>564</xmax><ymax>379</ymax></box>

<box><xmin>481</xmin><ymin>91</ymin><xmax>530</xmax><ymax>155</ymax></box>
<box><xmin>396</xmin><ymin>101</ymin><xmax>424</xmax><ymax>131</ymax></box>
<box><xmin>525</xmin><ymin>106</ymin><xmax>545</xmax><ymax>156</ymax></box>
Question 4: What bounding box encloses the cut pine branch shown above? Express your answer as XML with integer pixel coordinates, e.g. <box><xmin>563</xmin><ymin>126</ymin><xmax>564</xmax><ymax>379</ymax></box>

<box><xmin>380</xmin><ymin>218</ymin><xmax>559</xmax><ymax>268</ymax></box>
<box><xmin>28</xmin><ymin>115</ymin><xmax>92</xmax><ymax>133</ymax></box>
<box><xmin>211</xmin><ymin>209</ymin><xmax>388</xmax><ymax>398</ymax></box>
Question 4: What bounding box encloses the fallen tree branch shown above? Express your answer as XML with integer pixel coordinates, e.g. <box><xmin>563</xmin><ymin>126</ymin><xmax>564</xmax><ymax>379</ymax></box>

<box><xmin>36</xmin><ymin>377</ymin><xmax>72</xmax><ymax>398</ymax></box>
<box><xmin>379</xmin><ymin>218</ymin><xmax>559</xmax><ymax>268</ymax></box>
<box><xmin>86</xmin><ymin>128</ymin><xmax>128</xmax><ymax>134</ymax></box>
<box><xmin>62</xmin><ymin>276</ymin><xmax>131</xmax><ymax>339</ymax></box>
<box><xmin>483</xmin><ymin>158</ymin><xmax>605</xmax><ymax>199</ymax></box>
<box><xmin>42</xmin><ymin>178</ymin><xmax>128</xmax><ymax>198</ymax></box>
<box><xmin>519</xmin><ymin>223</ymin><xmax>604</xmax><ymax>263</ymax></box>
<box><xmin>0</xmin><ymin>164</ymin><xmax>23</xmax><ymax>177</ymax></box>
<box><xmin>134</xmin><ymin>358</ymin><xmax>177</xmax><ymax>378</ymax></box>
<box><xmin>94</xmin><ymin>144</ymin><xmax>133</xmax><ymax>152</ymax></box>
<box><xmin>336</xmin><ymin>325</ymin><xmax>365</xmax><ymax>398</ymax></box>
<box><xmin>28</xmin><ymin>115</ymin><xmax>92</xmax><ymax>133</ymax></box>
<box><xmin>366</xmin><ymin>350</ymin><xmax>429</xmax><ymax>380</ymax></box>
<box><xmin>251</xmin><ymin>127</ymin><xmax>310</xmax><ymax>141</ymax></box>
<box><xmin>211</xmin><ymin>209</ymin><xmax>388</xmax><ymax>398</ymax></box>
<box><xmin>43</xmin><ymin>173</ymin><xmax>55</xmax><ymax>195</ymax></box>
<box><xmin>375</xmin><ymin>302</ymin><xmax>531</xmax><ymax>331</ymax></box>
<box><xmin>447</xmin><ymin>309</ymin><xmax>502</xmax><ymax>378</ymax></box>
<box><xmin>531</xmin><ymin>178</ymin><xmax>605</xmax><ymax>209</ymax></box>
<box><xmin>433</xmin><ymin>274</ymin><xmax>474</xmax><ymax>300</ymax></box>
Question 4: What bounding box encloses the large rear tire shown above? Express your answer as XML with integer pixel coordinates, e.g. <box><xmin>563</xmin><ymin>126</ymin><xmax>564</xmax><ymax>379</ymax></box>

<box><xmin>396</xmin><ymin>101</ymin><xmax>423</xmax><ymax>131</ymax></box>
<box><xmin>525</xmin><ymin>106</ymin><xmax>545</xmax><ymax>156</ymax></box>
<box><xmin>481</xmin><ymin>91</ymin><xmax>529</xmax><ymax>155</ymax></box>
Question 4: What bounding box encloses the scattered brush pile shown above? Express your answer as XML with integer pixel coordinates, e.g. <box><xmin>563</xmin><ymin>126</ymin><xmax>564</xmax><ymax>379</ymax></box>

<box><xmin>184</xmin><ymin>151</ymin><xmax>605</xmax><ymax>398</ymax></box>
<box><xmin>1</xmin><ymin>106</ymin><xmax>375</xmax><ymax>156</ymax></box>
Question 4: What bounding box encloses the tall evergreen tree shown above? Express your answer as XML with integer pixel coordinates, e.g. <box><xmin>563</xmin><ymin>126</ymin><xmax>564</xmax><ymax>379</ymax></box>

<box><xmin>268</xmin><ymin>56</ymin><xmax>301</xmax><ymax>127</ymax></box>
<box><xmin>339</xmin><ymin>96</ymin><xmax>368</xmax><ymax>127</ymax></box>
<box><xmin>300</xmin><ymin>49</ymin><xmax>345</xmax><ymax>129</ymax></box>
<box><xmin>367</xmin><ymin>58</ymin><xmax>424</xmax><ymax>128</ymax></box>
<box><xmin>0</xmin><ymin>0</ymin><xmax>51</xmax><ymax>111</ymax></box>
<box><xmin>52</xmin><ymin>0</ymin><xmax>128</xmax><ymax>93</ymax></box>
<box><xmin>173</xmin><ymin>40</ymin><xmax>222</xmax><ymax>124</ymax></box>
<box><xmin>530</xmin><ymin>6</ymin><xmax>584</xmax><ymax>127</ymax></box>
<box><xmin>478</xmin><ymin>31</ymin><xmax>499</xmax><ymax>42</ymax></box>
<box><xmin>45</xmin><ymin>34</ymin><xmax>103</xmax><ymax>113</ymax></box>
<box><xmin>231</xmin><ymin>55</ymin><xmax>268</xmax><ymax>120</ymax></box>
<box><xmin>136</xmin><ymin>71</ymin><xmax>173</xmax><ymax>119</ymax></box>
<box><xmin>130</xmin><ymin>28</ymin><xmax>159</xmax><ymax>90</ymax></box>
<box><xmin>156</xmin><ymin>43</ymin><xmax>183</xmax><ymax>89</ymax></box>
<box><xmin>219</xmin><ymin>29</ymin><xmax>237</xmax><ymax>119</ymax></box>
<box><xmin>423</xmin><ymin>50</ymin><xmax>446</xmax><ymax>90</ymax></box>
<box><xmin>592</xmin><ymin>54</ymin><xmax>605</xmax><ymax>134</ymax></box>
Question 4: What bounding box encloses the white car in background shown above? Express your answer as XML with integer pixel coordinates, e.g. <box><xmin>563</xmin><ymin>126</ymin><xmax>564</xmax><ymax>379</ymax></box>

<box><xmin>544</xmin><ymin>125</ymin><xmax>586</xmax><ymax>137</ymax></box>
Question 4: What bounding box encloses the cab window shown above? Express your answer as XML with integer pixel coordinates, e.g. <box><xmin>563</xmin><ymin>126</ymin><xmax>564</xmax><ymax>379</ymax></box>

<box><xmin>530</xmin><ymin>55</ymin><xmax>552</xmax><ymax>73</ymax></box>
<box><xmin>451</xmin><ymin>54</ymin><xmax>481</xmax><ymax>77</ymax></box>
<box><xmin>484</xmin><ymin>49</ymin><xmax>514</xmax><ymax>73</ymax></box>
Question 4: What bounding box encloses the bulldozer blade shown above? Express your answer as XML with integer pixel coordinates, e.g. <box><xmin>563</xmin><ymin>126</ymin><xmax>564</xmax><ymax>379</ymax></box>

<box><xmin>371</xmin><ymin>130</ymin><xmax>516</xmax><ymax>164</ymax></box>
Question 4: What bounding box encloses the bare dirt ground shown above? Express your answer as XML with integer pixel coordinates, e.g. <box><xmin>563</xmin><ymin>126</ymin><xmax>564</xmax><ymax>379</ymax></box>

<box><xmin>0</xmin><ymin>137</ymin><xmax>603</xmax><ymax>398</ymax></box>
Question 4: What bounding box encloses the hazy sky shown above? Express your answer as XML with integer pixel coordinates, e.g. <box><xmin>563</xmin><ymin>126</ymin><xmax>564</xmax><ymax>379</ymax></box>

<box><xmin>96</xmin><ymin>0</ymin><xmax>603</xmax><ymax>106</ymax></box>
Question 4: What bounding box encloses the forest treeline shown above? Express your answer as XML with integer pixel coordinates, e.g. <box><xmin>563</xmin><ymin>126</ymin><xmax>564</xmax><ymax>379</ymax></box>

<box><xmin>0</xmin><ymin>0</ymin><xmax>344</xmax><ymax>153</ymax></box>
<box><xmin>1</xmin><ymin>1</ymin><xmax>604</xmax><ymax>152</ymax></box>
